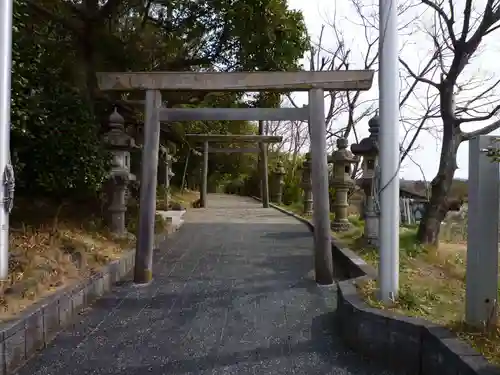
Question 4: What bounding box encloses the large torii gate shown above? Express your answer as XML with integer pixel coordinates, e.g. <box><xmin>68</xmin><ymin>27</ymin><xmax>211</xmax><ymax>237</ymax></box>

<box><xmin>96</xmin><ymin>70</ymin><xmax>374</xmax><ymax>286</ymax></box>
<box><xmin>186</xmin><ymin>133</ymin><xmax>284</xmax><ymax>208</ymax></box>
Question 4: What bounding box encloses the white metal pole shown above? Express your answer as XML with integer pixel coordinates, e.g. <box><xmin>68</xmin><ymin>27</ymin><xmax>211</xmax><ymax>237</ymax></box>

<box><xmin>379</xmin><ymin>0</ymin><xmax>400</xmax><ymax>301</ymax></box>
<box><xmin>0</xmin><ymin>0</ymin><xmax>14</xmax><ymax>280</ymax></box>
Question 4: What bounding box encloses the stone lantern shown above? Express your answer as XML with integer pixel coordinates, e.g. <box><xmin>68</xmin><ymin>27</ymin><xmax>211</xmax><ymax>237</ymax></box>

<box><xmin>351</xmin><ymin>114</ymin><xmax>380</xmax><ymax>245</ymax></box>
<box><xmin>160</xmin><ymin>149</ymin><xmax>176</xmax><ymax>208</ymax></box>
<box><xmin>330</xmin><ymin>138</ymin><xmax>357</xmax><ymax>232</ymax></box>
<box><xmin>271</xmin><ymin>161</ymin><xmax>286</xmax><ymax>204</ymax></box>
<box><xmin>300</xmin><ymin>153</ymin><xmax>313</xmax><ymax>215</ymax></box>
<box><xmin>102</xmin><ymin>108</ymin><xmax>136</xmax><ymax>238</ymax></box>
<box><xmin>166</xmin><ymin>153</ymin><xmax>176</xmax><ymax>190</ymax></box>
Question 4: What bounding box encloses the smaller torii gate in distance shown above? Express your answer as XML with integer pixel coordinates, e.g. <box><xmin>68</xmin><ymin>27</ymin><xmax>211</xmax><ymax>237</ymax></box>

<box><xmin>186</xmin><ymin>134</ymin><xmax>284</xmax><ymax>208</ymax></box>
<box><xmin>96</xmin><ymin>70</ymin><xmax>374</xmax><ymax>287</ymax></box>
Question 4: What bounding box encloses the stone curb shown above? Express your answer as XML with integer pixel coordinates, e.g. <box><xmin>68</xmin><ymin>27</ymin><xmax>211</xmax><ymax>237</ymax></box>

<box><xmin>0</xmin><ymin>224</ymin><xmax>182</xmax><ymax>375</ymax></box>
<box><xmin>250</xmin><ymin>196</ymin><xmax>500</xmax><ymax>375</ymax></box>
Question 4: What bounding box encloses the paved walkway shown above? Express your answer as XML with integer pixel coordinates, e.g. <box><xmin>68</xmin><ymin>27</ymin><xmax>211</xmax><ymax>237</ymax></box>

<box><xmin>18</xmin><ymin>194</ymin><xmax>397</xmax><ymax>375</ymax></box>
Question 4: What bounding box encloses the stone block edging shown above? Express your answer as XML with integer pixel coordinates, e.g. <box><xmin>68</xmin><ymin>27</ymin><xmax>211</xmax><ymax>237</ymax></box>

<box><xmin>250</xmin><ymin>196</ymin><xmax>500</xmax><ymax>375</ymax></box>
<box><xmin>0</xmin><ymin>228</ymin><xmax>177</xmax><ymax>375</ymax></box>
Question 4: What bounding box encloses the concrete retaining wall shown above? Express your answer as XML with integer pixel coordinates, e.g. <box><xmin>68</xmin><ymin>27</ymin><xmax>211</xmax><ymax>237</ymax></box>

<box><xmin>0</xmin><ymin>229</ymin><xmax>174</xmax><ymax>375</ymax></box>
<box><xmin>257</xmin><ymin>198</ymin><xmax>500</xmax><ymax>375</ymax></box>
<box><xmin>0</xmin><ymin>251</ymin><xmax>135</xmax><ymax>374</ymax></box>
<box><xmin>338</xmin><ymin>278</ymin><xmax>498</xmax><ymax>375</ymax></box>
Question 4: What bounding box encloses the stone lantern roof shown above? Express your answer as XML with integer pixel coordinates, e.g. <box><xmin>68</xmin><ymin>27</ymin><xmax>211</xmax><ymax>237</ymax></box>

<box><xmin>351</xmin><ymin>114</ymin><xmax>380</xmax><ymax>157</ymax></box>
<box><xmin>330</xmin><ymin>138</ymin><xmax>358</xmax><ymax>164</ymax></box>
<box><xmin>109</xmin><ymin>108</ymin><xmax>124</xmax><ymax>125</ymax></box>
<box><xmin>274</xmin><ymin>161</ymin><xmax>286</xmax><ymax>175</ymax></box>
<box><xmin>302</xmin><ymin>152</ymin><xmax>311</xmax><ymax>165</ymax></box>
<box><xmin>103</xmin><ymin>108</ymin><xmax>136</xmax><ymax>150</ymax></box>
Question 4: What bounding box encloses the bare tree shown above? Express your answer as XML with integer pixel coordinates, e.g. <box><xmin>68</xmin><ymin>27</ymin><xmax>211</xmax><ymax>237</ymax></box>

<box><xmin>344</xmin><ymin>0</ymin><xmax>438</xmax><ymax>163</ymax></box>
<box><xmin>286</xmin><ymin>24</ymin><xmax>357</xmax><ymax>143</ymax></box>
<box><xmin>322</xmin><ymin>0</ymin><xmax>500</xmax><ymax>244</ymax></box>
<box><xmin>397</xmin><ymin>0</ymin><xmax>500</xmax><ymax>245</ymax></box>
<box><xmin>266</xmin><ymin>117</ymin><xmax>309</xmax><ymax>171</ymax></box>
<box><xmin>285</xmin><ymin>16</ymin><xmax>379</xmax><ymax>182</ymax></box>
<box><xmin>310</xmin><ymin>1</ymin><xmax>432</xmax><ymax>186</ymax></box>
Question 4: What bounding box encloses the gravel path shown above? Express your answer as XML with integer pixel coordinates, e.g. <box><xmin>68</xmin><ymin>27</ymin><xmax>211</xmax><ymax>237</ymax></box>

<box><xmin>17</xmin><ymin>194</ymin><xmax>399</xmax><ymax>375</ymax></box>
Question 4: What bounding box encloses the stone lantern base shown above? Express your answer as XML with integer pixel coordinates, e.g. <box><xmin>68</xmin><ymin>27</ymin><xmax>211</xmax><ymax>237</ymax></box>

<box><xmin>331</xmin><ymin>219</ymin><xmax>352</xmax><ymax>232</ymax></box>
<box><xmin>363</xmin><ymin>196</ymin><xmax>379</xmax><ymax>246</ymax></box>
<box><xmin>303</xmin><ymin>193</ymin><xmax>313</xmax><ymax>215</ymax></box>
<box><xmin>110</xmin><ymin>231</ymin><xmax>136</xmax><ymax>242</ymax></box>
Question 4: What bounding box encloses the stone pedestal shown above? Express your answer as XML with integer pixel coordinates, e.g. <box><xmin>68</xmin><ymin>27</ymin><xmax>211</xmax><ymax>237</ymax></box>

<box><xmin>271</xmin><ymin>161</ymin><xmax>286</xmax><ymax>204</ymax></box>
<box><xmin>300</xmin><ymin>153</ymin><xmax>313</xmax><ymax>215</ymax></box>
<box><xmin>106</xmin><ymin>172</ymin><xmax>128</xmax><ymax>235</ymax></box>
<box><xmin>330</xmin><ymin>188</ymin><xmax>350</xmax><ymax>232</ymax></box>
<box><xmin>330</xmin><ymin>138</ymin><xmax>357</xmax><ymax>232</ymax></box>
<box><xmin>103</xmin><ymin>109</ymin><xmax>136</xmax><ymax>239</ymax></box>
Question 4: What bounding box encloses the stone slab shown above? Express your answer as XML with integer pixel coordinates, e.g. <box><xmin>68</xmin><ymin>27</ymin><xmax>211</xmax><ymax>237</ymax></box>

<box><xmin>156</xmin><ymin>210</ymin><xmax>186</xmax><ymax>230</ymax></box>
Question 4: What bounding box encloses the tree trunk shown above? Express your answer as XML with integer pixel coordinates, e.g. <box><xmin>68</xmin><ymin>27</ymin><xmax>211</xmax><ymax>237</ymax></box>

<box><xmin>416</xmin><ymin>121</ymin><xmax>461</xmax><ymax>245</ymax></box>
<box><xmin>79</xmin><ymin>1</ymin><xmax>103</xmax><ymax>113</ymax></box>
<box><xmin>81</xmin><ymin>20</ymin><xmax>99</xmax><ymax>109</ymax></box>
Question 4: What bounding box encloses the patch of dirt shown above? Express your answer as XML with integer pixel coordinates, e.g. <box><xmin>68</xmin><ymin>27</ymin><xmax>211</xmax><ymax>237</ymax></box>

<box><xmin>439</xmin><ymin>242</ymin><xmax>467</xmax><ymax>255</ymax></box>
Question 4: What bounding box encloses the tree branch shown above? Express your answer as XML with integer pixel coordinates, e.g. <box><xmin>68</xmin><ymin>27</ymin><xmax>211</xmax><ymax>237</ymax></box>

<box><xmin>399</xmin><ymin>58</ymin><xmax>440</xmax><ymax>88</ymax></box>
<box><xmin>459</xmin><ymin>104</ymin><xmax>500</xmax><ymax>124</ymax></box>
<box><xmin>400</xmin><ymin>108</ymin><xmax>432</xmax><ymax>163</ymax></box>
<box><xmin>27</xmin><ymin>1</ymin><xmax>84</xmax><ymax>35</ymax></box>
<box><xmin>458</xmin><ymin>0</ymin><xmax>473</xmax><ymax>43</ymax></box>
<box><xmin>421</xmin><ymin>0</ymin><xmax>457</xmax><ymax>47</ymax></box>
<box><xmin>399</xmin><ymin>51</ymin><xmax>439</xmax><ymax>107</ymax></box>
<box><xmin>462</xmin><ymin>118</ymin><xmax>500</xmax><ymax>140</ymax></box>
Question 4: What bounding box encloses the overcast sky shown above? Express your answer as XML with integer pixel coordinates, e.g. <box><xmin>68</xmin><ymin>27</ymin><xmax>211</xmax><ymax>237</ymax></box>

<box><xmin>286</xmin><ymin>0</ymin><xmax>500</xmax><ymax>181</ymax></box>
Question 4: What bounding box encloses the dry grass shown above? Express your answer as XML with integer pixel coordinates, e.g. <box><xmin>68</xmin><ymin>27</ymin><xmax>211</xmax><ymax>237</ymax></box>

<box><xmin>155</xmin><ymin>187</ymin><xmax>200</xmax><ymax>211</ymax></box>
<box><xmin>280</xmin><ymin>201</ymin><xmax>500</xmax><ymax>365</ymax></box>
<box><xmin>170</xmin><ymin>189</ymin><xmax>200</xmax><ymax>207</ymax></box>
<box><xmin>1</xmin><ymin>189</ymin><xmax>199</xmax><ymax>322</ymax></box>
